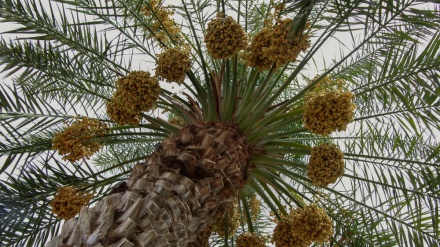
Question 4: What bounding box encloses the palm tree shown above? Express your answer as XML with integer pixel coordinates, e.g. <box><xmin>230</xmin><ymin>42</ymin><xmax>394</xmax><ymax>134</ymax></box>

<box><xmin>0</xmin><ymin>0</ymin><xmax>439</xmax><ymax>246</ymax></box>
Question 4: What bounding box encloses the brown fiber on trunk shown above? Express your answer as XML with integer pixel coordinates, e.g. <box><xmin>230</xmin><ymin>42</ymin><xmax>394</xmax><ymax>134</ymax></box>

<box><xmin>46</xmin><ymin>122</ymin><xmax>249</xmax><ymax>247</ymax></box>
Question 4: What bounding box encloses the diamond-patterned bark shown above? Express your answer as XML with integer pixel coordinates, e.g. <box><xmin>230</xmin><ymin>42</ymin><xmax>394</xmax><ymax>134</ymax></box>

<box><xmin>46</xmin><ymin>122</ymin><xmax>249</xmax><ymax>247</ymax></box>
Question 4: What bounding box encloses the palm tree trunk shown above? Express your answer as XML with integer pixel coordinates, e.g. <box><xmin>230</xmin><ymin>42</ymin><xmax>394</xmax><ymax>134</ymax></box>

<box><xmin>46</xmin><ymin>122</ymin><xmax>249</xmax><ymax>247</ymax></box>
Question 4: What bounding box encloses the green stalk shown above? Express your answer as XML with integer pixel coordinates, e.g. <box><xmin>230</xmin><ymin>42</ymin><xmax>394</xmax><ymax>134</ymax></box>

<box><xmin>159</xmin><ymin>95</ymin><xmax>199</xmax><ymax>124</ymax></box>
<box><xmin>254</xmin><ymin>168</ymin><xmax>306</xmax><ymax>207</ymax></box>
<box><xmin>247</xmin><ymin>114</ymin><xmax>304</xmax><ymax>143</ymax></box>
<box><xmin>182</xmin><ymin>2</ymin><xmax>217</xmax><ymax>121</ymax></box>
<box><xmin>108</xmin><ymin>124</ymin><xmax>168</xmax><ymax>133</ymax></box>
<box><xmin>247</xmin><ymin>177</ymin><xmax>282</xmax><ymax>219</ymax></box>
<box><xmin>160</xmin><ymin>90</ymin><xmax>192</xmax><ymax>108</ymax></box>
<box><xmin>246</xmin><ymin>103</ymin><xmax>303</xmax><ymax>135</ymax></box>
<box><xmin>237</xmin><ymin>68</ymin><xmax>276</xmax><ymax>130</ymax></box>
<box><xmin>222</xmin><ymin>55</ymin><xmax>239</xmax><ymax>123</ymax></box>
<box><xmin>103</xmin><ymin>132</ymin><xmax>167</xmax><ymax>138</ymax></box>
<box><xmin>176</xmin><ymin>32</ymin><xmax>209</xmax><ymax>104</ymax></box>
<box><xmin>235</xmin><ymin>68</ymin><xmax>260</xmax><ymax>123</ymax></box>
<box><xmin>258</xmin><ymin>127</ymin><xmax>308</xmax><ymax>145</ymax></box>
<box><xmin>251</xmin><ymin>172</ymin><xmax>288</xmax><ymax>216</ymax></box>
<box><xmin>103</xmin><ymin>138</ymin><xmax>165</xmax><ymax>145</ymax></box>
<box><xmin>140</xmin><ymin>113</ymin><xmax>179</xmax><ymax>134</ymax></box>
<box><xmin>254</xmin><ymin>164</ymin><xmax>319</xmax><ymax>207</ymax></box>
<box><xmin>250</xmin><ymin>155</ymin><xmax>305</xmax><ymax>169</ymax></box>
<box><xmin>265</xmin><ymin>140</ymin><xmax>311</xmax><ymax>150</ymax></box>
<box><xmin>221</xmin><ymin>0</ymin><xmax>226</xmax><ymax>15</ymax></box>
<box><xmin>270</xmin><ymin>107</ymin><xmax>304</xmax><ymax>122</ymax></box>
<box><xmin>237</xmin><ymin>196</ymin><xmax>246</xmax><ymax>233</ymax></box>
<box><xmin>239</xmin><ymin>191</ymin><xmax>254</xmax><ymax>233</ymax></box>
<box><xmin>184</xmin><ymin>70</ymin><xmax>209</xmax><ymax>112</ymax></box>
<box><xmin>244</xmin><ymin>0</ymin><xmax>249</xmax><ymax>32</ymax></box>
<box><xmin>239</xmin><ymin>64</ymin><xmax>247</xmax><ymax>96</ymax></box>
<box><xmin>246</xmin><ymin>116</ymin><xmax>299</xmax><ymax>144</ymax></box>
<box><xmin>262</xmin><ymin>147</ymin><xmax>310</xmax><ymax>155</ymax></box>
<box><xmin>247</xmin><ymin>65</ymin><xmax>276</xmax><ymax>105</ymax></box>
<box><xmin>220</xmin><ymin>59</ymin><xmax>230</xmax><ymax>121</ymax></box>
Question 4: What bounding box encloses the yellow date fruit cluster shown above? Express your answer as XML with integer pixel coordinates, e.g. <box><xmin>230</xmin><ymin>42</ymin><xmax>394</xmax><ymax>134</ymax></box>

<box><xmin>106</xmin><ymin>71</ymin><xmax>160</xmax><ymax>126</ymax></box>
<box><xmin>214</xmin><ymin>204</ymin><xmax>240</xmax><ymax>238</ymax></box>
<box><xmin>204</xmin><ymin>15</ymin><xmax>248</xmax><ymax>59</ymax></box>
<box><xmin>244</xmin><ymin>19</ymin><xmax>310</xmax><ymax>71</ymax></box>
<box><xmin>52</xmin><ymin>117</ymin><xmax>108</xmax><ymax>162</ymax></box>
<box><xmin>155</xmin><ymin>46</ymin><xmax>192</xmax><ymax>84</ymax></box>
<box><xmin>307</xmin><ymin>143</ymin><xmax>345</xmax><ymax>187</ymax></box>
<box><xmin>236</xmin><ymin>233</ymin><xmax>266</xmax><ymax>247</ymax></box>
<box><xmin>273</xmin><ymin>204</ymin><xmax>334</xmax><ymax>247</ymax></box>
<box><xmin>142</xmin><ymin>0</ymin><xmax>181</xmax><ymax>43</ymax></box>
<box><xmin>168</xmin><ymin>115</ymin><xmax>187</xmax><ymax>127</ymax></box>
<box><xmin>304</xmin><ymin>90</ymin><xmax>356</xmax><ymax>136</ymax></box>
<box><xmin>273</xmin><ymin>220</ymin><xmax>308</xmax><ymax>247</ymax></box>
<box><xmin>242</xmin><ymin>27</ymin><xmax>273</xmax><ymax>71</ymax></box>
<box><xmin>250</xmin><ymin>193</ymin><xmax>260</xmax><ymax>221</ymax></box>
<box><xmin>50</xmin><ymin>186</ymin><xmax>93</xmax><ymax>220</ymax></box>
<box><xmin>198</xmin><ymin>225</ymin><xmax>214</xmax><ymax>247</ymax></box>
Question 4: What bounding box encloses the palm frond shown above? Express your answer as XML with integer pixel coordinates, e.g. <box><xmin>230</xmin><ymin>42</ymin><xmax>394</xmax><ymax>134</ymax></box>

<box><xmin>0</xmin><ymin>0</ymin><xmax>439</xmax><ymax>246</ymax></box>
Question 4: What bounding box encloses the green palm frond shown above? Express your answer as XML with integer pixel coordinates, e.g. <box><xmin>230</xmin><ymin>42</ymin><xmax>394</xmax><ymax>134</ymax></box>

<box><xmin>0</xmin><ymin>0</ymin><xmax>439</xmax><ymax>246</ymax></box>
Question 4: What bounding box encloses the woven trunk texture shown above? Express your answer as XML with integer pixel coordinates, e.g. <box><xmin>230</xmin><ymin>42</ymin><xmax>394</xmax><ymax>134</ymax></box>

<box><xmin>46</xmin><ymin>122</ymin><xmax>249</xmax><ymax>247</ymax></box>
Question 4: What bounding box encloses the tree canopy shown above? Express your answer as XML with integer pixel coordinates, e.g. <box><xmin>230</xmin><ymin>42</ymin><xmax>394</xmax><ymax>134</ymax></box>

<box><xmin>0</xmin><ymin>0</ymin><xmax>439</xmax><ymax>246</ymax></box>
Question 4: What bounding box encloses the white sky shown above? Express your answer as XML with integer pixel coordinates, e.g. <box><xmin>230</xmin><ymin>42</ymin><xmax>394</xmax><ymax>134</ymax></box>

<box><xmin>0</xmin><ymin>0</ymin><xmax>438</xmax><ymax>246</ymax></box>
